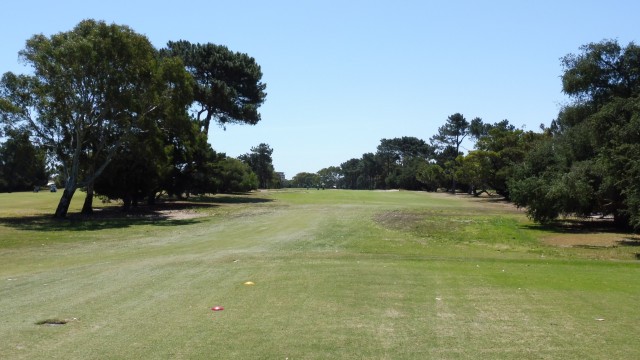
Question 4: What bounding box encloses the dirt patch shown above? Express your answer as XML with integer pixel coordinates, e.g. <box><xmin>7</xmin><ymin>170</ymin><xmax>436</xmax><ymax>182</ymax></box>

<box><xmin>542</xmin><ymin>233</ymin><xmax>640</xmax><ymax>248</ymax></box>
<box><xmin>373</xmin><ymin>211</ymin><xmax>426</xmax><ymax>231</ymax></box>
<box><xmin>153</xmin><ymin>209</ymin><xmax>204</xmax><ymax>220</ymax></box>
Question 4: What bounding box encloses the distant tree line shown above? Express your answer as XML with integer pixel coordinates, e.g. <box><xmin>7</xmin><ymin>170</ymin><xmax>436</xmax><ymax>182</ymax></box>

<box><xmin>291</xmin><ymin>120</ymin><xmax>544</xmax><ymax>196</ymax></box>
<box><xmin>0</xmin><ymin>20</ymin><xmax>281</xmax><ymax>216</ymax></box>
<box><xmin>290</xmin><ymin>39</ymin><xmax>640</xmax><ymax>230</ymax></box>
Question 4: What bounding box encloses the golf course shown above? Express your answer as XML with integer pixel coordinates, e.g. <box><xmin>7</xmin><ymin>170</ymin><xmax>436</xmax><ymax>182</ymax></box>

<box><xmin>1</xmin><ymin>189</ymin><xmax>639</xmax><ymax>359</ymax></box>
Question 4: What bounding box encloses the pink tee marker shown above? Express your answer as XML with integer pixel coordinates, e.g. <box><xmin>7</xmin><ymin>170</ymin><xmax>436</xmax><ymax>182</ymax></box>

<box><xmin>211</xmin><ymin>306</ymin><xmax>224</xmax><ymax>311</ymax></box>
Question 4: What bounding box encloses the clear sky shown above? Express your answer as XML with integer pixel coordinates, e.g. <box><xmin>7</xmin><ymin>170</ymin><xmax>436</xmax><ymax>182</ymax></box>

<box><xmin>2</xmin><ymin>1</ymin><xmax>638</xmax><ymax>178</ymax></box>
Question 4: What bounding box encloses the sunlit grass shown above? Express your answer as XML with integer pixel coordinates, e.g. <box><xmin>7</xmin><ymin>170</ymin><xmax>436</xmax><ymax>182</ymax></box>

<box><xmin>1</xmin><ymin>189</ymin><xmax>639</xmax><ymax>359</ymax></box>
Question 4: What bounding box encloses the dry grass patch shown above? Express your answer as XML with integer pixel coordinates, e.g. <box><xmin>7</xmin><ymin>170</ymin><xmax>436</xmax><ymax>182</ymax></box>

<box><xmin>542</xmin><ymin>233</ymin><xmax>639</xmax><ymax>248</ymax></box>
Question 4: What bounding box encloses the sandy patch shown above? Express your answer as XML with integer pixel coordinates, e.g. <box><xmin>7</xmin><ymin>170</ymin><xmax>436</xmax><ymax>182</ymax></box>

<box><xmin>542</xmin><ymin>233</ymin><xmax>640</xmax><ymax>248</ymax></box>
<box><xmin>154</xmin><ymin>209</ymin><xmax>205</xmax><ymax>220</ymax></box>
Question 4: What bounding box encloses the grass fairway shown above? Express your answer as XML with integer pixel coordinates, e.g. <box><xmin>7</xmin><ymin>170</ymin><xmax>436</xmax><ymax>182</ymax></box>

<box><xmin>1</xmin><ymin>190</ymin><xmax>639</xmax><ymax>359</ymax></box>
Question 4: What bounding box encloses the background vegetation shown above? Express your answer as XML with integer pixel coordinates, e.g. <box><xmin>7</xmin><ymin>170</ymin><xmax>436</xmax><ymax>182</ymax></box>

<box><xmin>293</xmin><ymin>40</ymin><xmax>640</xmax><ymax>231</ymax></box>
<box><xmin>1</xmin><ymin>22</ymin><xmax>639</xmax><ymax>227</ymax></box>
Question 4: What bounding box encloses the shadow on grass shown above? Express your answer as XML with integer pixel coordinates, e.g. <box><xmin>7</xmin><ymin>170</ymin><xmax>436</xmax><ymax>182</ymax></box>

<box><xmin>522</xmin><ymin>219</ymin><xmax>640</xmax><ymax>253</ymax></box>
<box><xmin>619</xmin><ymin>238</ymin><xmax>640</xmax><ymax>246</ymax></box>
<box><xmin>186</xmin><ymin>194</ymin><xmax>274</xmax><ymax>204</ymax></box>
<box><xmin>0</xmin><ymin>201</ymin><xmax>215</xmax><ymax>232</ymax></box>
<box><xmin>0</xmin><ymin>194</ymin><xmax>276</xmax><ymax>232</ymax></box>
<box><xmin>521</xmin><ymin>218</ymin><xmax>631</xmax><ymax>235</ymax></box>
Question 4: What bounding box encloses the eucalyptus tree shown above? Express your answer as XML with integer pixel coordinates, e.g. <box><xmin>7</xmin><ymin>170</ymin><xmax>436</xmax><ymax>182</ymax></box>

<box><xmin>0</xmin><ymin>20</ymin><xmax>192</xmax><ymax>217</ymax></box>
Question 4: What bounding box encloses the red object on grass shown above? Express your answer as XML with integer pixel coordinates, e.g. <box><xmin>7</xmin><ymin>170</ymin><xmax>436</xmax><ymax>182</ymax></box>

<box><xmin>211</xmin><ymin>306</ymin><xmax>224</xmax><ymax>311</ymax></box>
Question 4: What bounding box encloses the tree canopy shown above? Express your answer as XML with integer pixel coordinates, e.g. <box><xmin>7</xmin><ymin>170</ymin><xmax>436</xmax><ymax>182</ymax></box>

<box><xmin>509</xmin><ymin>39</ymin><xmax>640</xmax><ymax>229</ymax></box>
<box><xmin>0</xmin><ymin>20</ymin><xmax>269</xmax><ymax>216</ymax></box>
<box><xmin>162</xmin><ymin>40</ymin><xmax>267</xmax><ymax>135</ymax></box>
<box><xmin>239</xmin><ymin>143</ymin><xmax>275</xmax><ymax>189</ymax></box>
<box><xmin>0</xmin><ymin>20</ymin><xmax>181</xmax><ymax>217</ymax></box>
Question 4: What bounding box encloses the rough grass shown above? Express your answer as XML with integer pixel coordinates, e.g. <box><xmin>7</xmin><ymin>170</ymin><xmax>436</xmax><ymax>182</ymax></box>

<box><xmin>0</xmin><ymin>190</ymin><xmax>639</xmax><ymax>359</ymax></box>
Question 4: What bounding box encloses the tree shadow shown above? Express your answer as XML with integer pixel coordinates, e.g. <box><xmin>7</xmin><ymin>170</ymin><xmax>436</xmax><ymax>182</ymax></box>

<box><xmin>521</xmin><ymin>218</ymin><xmax>630</xmax><ymax>235</ymax></box>
<box><xmin>185</xmin><ymin>194</ymin><xmax>275</xmax><ymax>204</ymax></box>
<box><xmin>619</xmin><ymin>238</ymin><xmax>640</xmax><ymax>246</ymax></box>
<box><xmin>522</xmin><ymin>219</ymin><xmax>640</xmax><ymax>254</ymax></box>
<box><xmin>0</xmin><ymin>201</ymin><xmax>217</xmax><ymax>232</ymax></box>
<box><xmin>0</xmin><ymin>194</ymin><xmax>276</xmax><ymax>232</ymax></box>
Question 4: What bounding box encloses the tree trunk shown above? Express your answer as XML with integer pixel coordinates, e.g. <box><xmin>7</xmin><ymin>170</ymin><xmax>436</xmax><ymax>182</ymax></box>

<box><xmin>54</xmin><ymin>185</ymin><xmax>77</xmax><ymax>218</ymax></box>
<box><xmin>81</xmin><ymin>182</ymin><xmax>94</xmax><ymax>215</ymax></box>
<box><xmin>147</xmin><ymin>191</ymin><xmax>156</xmax><ymax>206</ymax></box>
<box><xmin>122</xmin><ymin>194</ymin><xmax>132</xmax><ymax>211</ymax></box>
<box><xmin>613</xmin><ymin>211</ymin><xmax>631</xmax><ymax>230</ymax></box>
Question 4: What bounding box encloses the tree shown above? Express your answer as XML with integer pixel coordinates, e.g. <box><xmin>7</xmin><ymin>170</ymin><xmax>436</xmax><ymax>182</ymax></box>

<box><xmin>509</xmin><ymin>40</ymin><xmax>640</xmax><ymax>228</ymax></box>
<box><xmin>396</xmin><ymin>156</ymin><xmax>430</xmax><ymax>190</ymax></box>
<box><xmin>291</xmin><ymin>172</ymin><xmax>320</xmax><ymax>188</ymax></box>
<box><xmin>0</xmin><ymin>20</ymin><xmax>188</xmax><ymax>217</ymax></box>
<box><xmin>430</xmin><ymin>113</ymin><xmax>476</xmax><ymax>192</ymax></box>
<box><xmin>239</xmin><ymin>143</ymin><xmax>275</xmax><ymax>189</ymax></box>
<box><xmin>416</xmin><ymin>162</ymin><xmax>444</xmax><ymax>192</ymax></box>
<box><xmin>376</xmin><ymin>137</ymin><xmax>433</xmax><ymax>189</ymax></box>
<box><xmin>92</xmin><ymin>133</ymin><xmax>165</xmax><ymax>209</ymax></box>
<box><xmin>0</xmin><ymin>129</ymin><xmax>48</xmax><ymax>192</ymax></box>
<box><xmin>89</xmin><ymin>57</ymin><xmax>195</xmax><ymax>211</ymax></box>
<box><xmin>212</xmin><ymin>157</ymin><xmax>258</xmax><ymax>193</ymax></box>
<box><xmin>161</xmin><ymin>41</ymin><xmax>267</xmax><ymax>136</ymax></box>
<box><xmin>339</xmin><ymin>158</ymin><xmax>363</xmax><ymax>190</ymax></box>
<box><xmin>466</xmin><ymin>119</ymin><xmax>545</xmax><ymax>198</ymax></box>
<box><xmin>561</xmin><ymin>40</ymin><xmax>640</xmax><ymax>107</ymax></box>
<box><xmin>431</xmin><ymin>113</ymin><xmax>472</xmax><ymax>156</ymax></box>
<box><xmin>376</xmin><ymin>136</ymin><xmax>435</xmax><ymax>190</ymax></box>
<box><xmin>359</xmin><ymin>152</ymin><xmax>380</xmax><ymax>189</ymax></box>
<box><xmin>378</xmin><ymin>137</ymin><xmax>434</xmax><ymax>164</ymax></box>
<box><xmin>454</xmin><ymin>152</ymin><xmax>493</xmax><ymax>196</ymax></box>
<box><xmin>317</xmin><ymin>166</ymin><xmax>341</xmax><ymax>188</ymax></box>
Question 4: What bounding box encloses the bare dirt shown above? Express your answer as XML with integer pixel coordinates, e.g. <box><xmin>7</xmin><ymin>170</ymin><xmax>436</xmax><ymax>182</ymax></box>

<box><xmin>542</xmin><ymin>233</ymin><xmax>640</xmax><ymax>248</ymax></box>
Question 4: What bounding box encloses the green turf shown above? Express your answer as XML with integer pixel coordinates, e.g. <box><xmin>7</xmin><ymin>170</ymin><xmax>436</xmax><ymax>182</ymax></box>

<box><xmin>1</xmin><ymin>190</ymin><xmax>638</xmax><ymax>359</ymax></box>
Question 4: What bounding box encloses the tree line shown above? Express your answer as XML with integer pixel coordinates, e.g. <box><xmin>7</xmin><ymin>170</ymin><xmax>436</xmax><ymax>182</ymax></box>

<box><xmin>290</xmin><ymin>39</ymin><xmax>640</xmax><ymax>230</ymax></box>
<box><xmin>1</xmin><ymin>23</ymin><xmax>638</xmax><ymax>230</ymax></box>
<box><xmin>0</xmin><ymin>20</ymin><xmax>280</xmax><ymax>216</ymax></box>
<box><xmin>290</xmin><ymin>118</ymin><xmax>544</xmax><ymax>196</ymax></box>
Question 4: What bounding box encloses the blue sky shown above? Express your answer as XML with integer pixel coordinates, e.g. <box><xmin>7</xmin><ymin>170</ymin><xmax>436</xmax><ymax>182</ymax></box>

<box><xmin>2</xmin><ymin>1</ymin><xmax>638</xmax><ymax>178</ymax></box>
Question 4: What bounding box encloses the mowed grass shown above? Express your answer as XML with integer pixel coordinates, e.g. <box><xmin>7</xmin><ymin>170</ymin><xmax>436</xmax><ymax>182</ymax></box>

<box><xmin>1</xmin><ymin>190</ymin><xmax>639</xmax><ymax>359</ymax></box>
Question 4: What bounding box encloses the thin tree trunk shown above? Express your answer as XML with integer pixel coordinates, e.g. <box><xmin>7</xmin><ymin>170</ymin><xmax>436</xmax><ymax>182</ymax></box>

<box><xmin>81</xmin><ymin>182</ymin><xmax>94</xmax><ymax>215</ymax></box>
<box><xmin>122</xmin><ymin>193</ymin><xmax>132</xmax><ymax>211</ymax></box>
<box><xmin>54</xmin><ymin>184</ymin><xmax>76</xmax><ymax>218</ymax></box>
<box><xmin>147</xmin><ymin>191</ymin><xmax>156</xmax><ymax>206</ymax></box>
